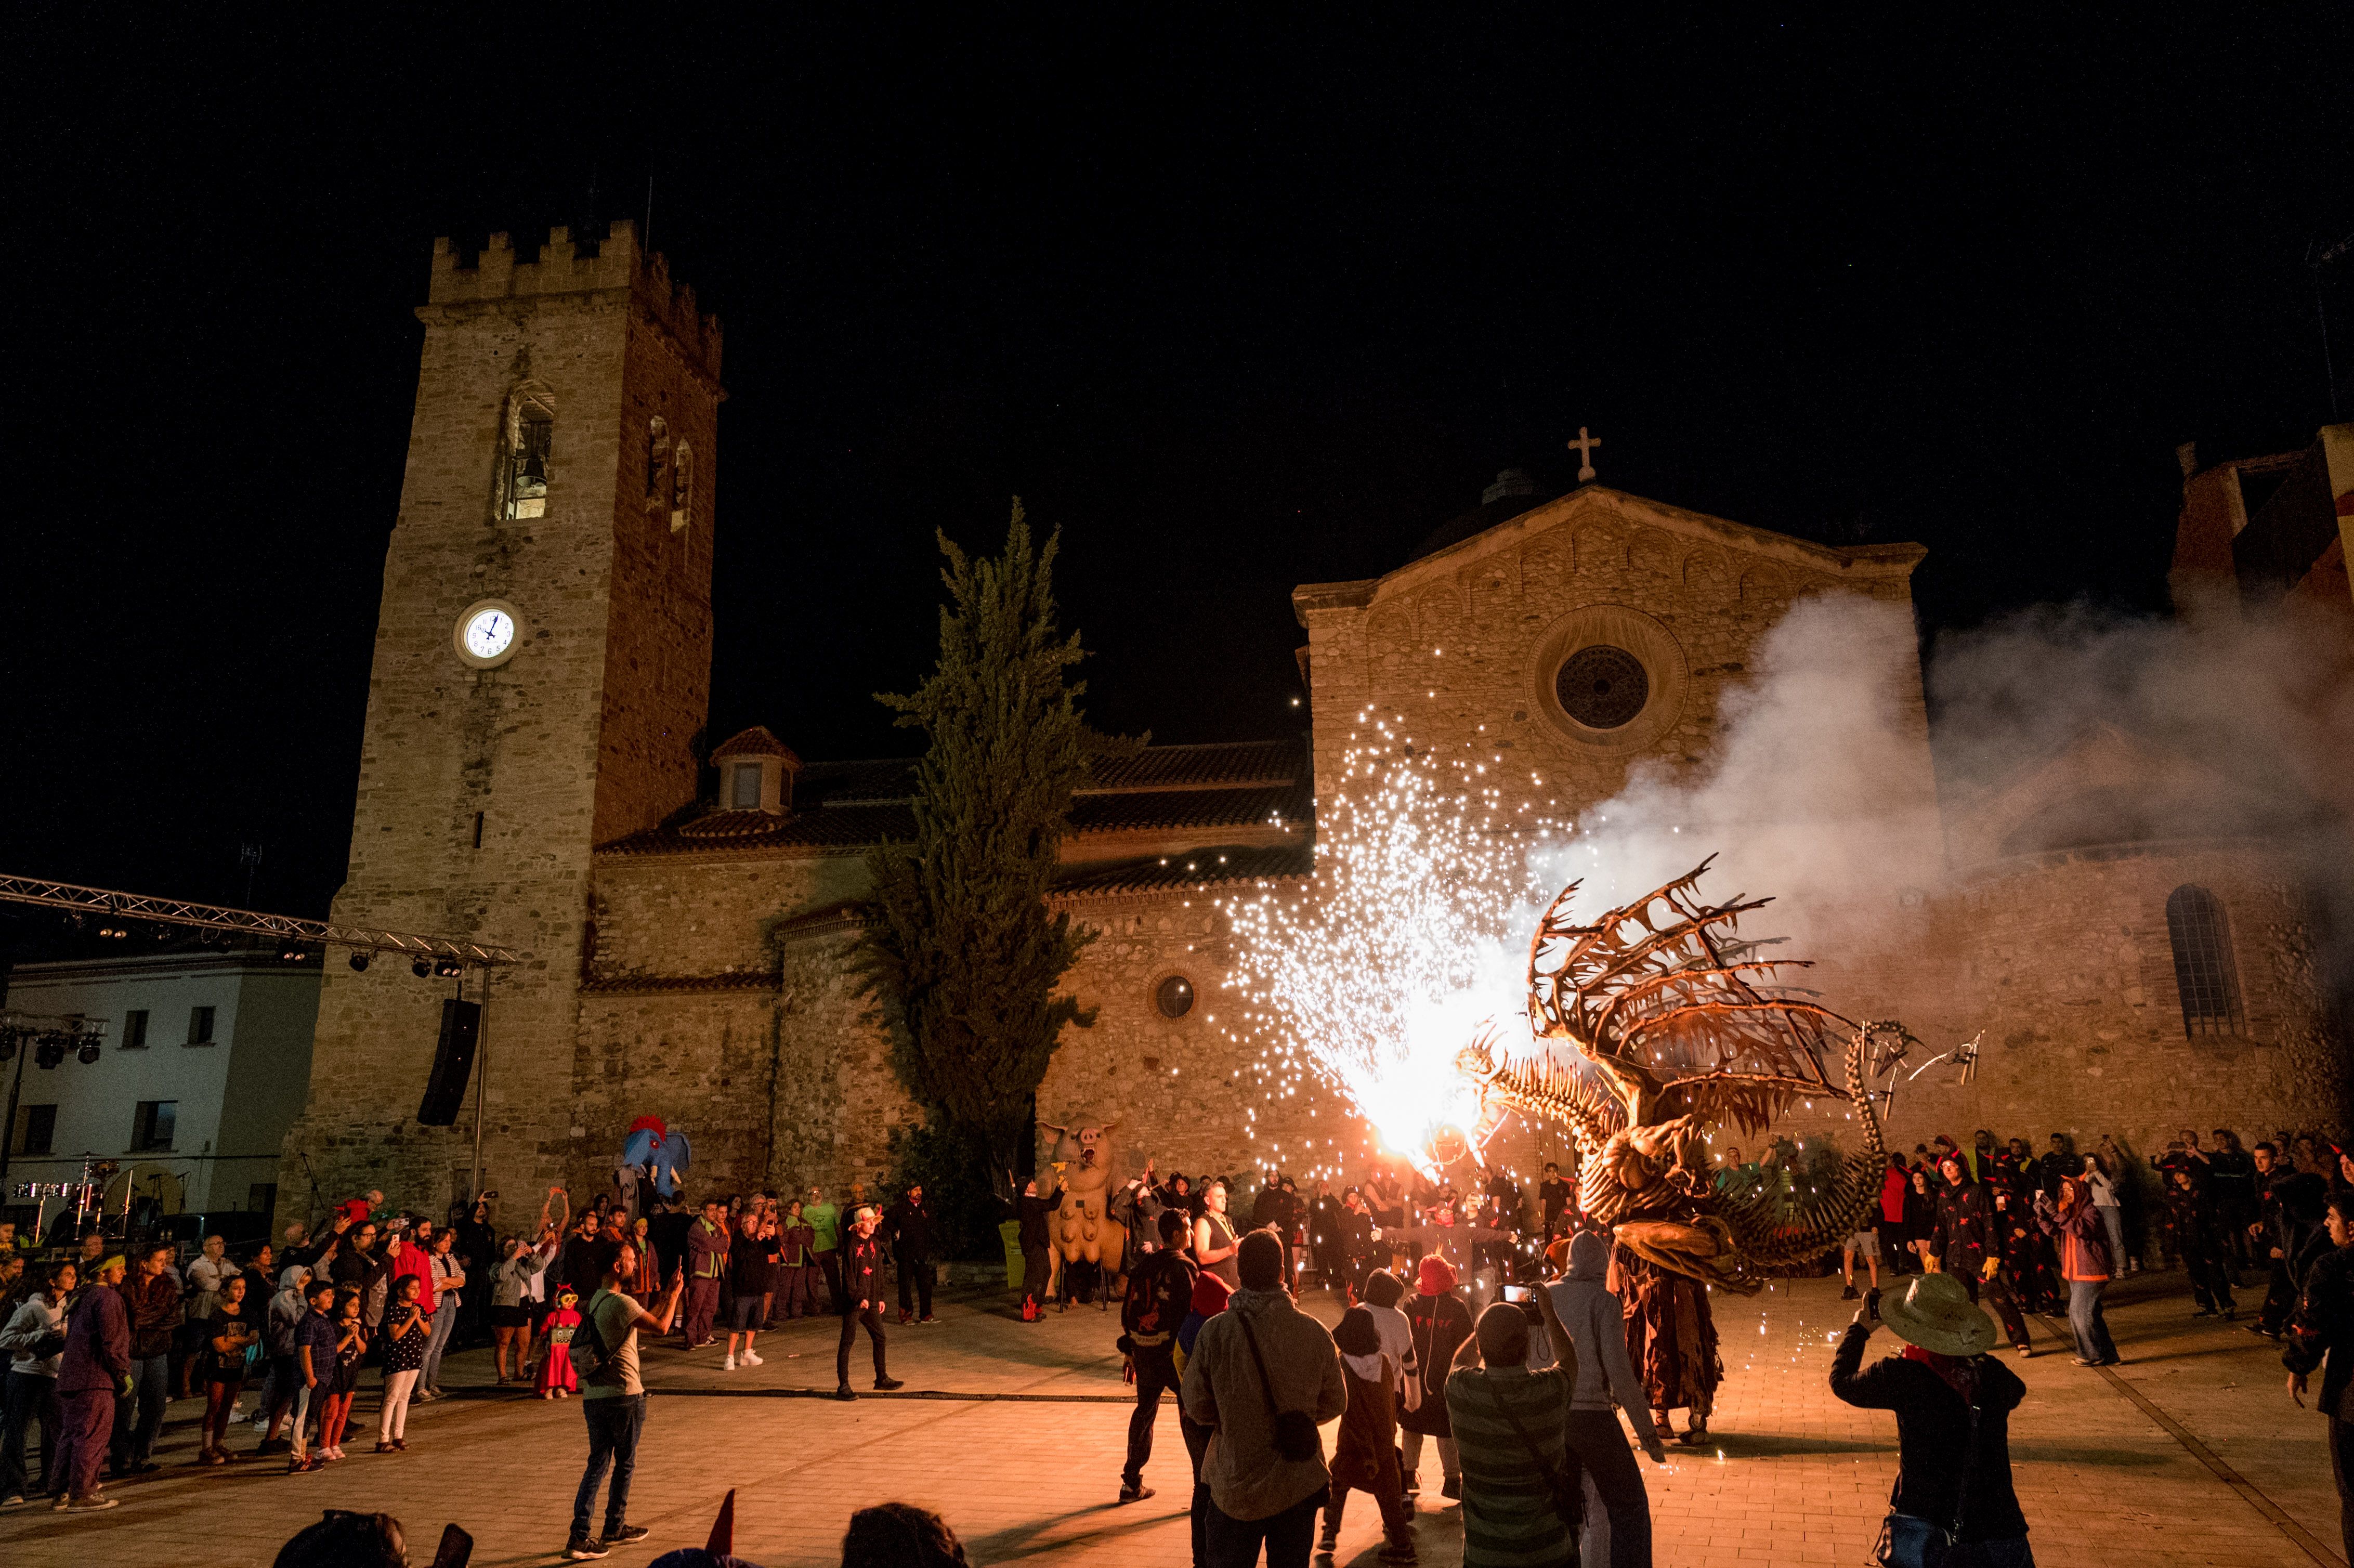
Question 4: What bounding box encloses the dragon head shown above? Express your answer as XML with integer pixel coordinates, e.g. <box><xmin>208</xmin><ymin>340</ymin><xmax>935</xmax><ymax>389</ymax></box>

<box><xmin>1454</xmin><ymin>1024</ymin><xmax>1505</xmax><ymax>1086</ymax></box>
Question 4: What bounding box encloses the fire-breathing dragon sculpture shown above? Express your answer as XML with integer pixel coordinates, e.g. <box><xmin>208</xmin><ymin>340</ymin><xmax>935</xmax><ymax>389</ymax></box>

<box><xmin>1456</xmin><ymin>856</ymin><xmax>1918</xmax><ymax>1295</ymax></box>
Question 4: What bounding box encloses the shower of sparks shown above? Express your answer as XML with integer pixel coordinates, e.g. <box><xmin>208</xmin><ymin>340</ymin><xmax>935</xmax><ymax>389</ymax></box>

<box><xmin>1219</xmin><ymin>714</ymin><xmax>1568</xmax><ymax>1171</ymax></box>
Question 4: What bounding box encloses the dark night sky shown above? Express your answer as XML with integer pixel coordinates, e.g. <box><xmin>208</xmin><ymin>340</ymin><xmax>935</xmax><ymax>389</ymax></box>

<box><xmin>4</xmin><ymin>11</ymin><xmax>2348</xmax><ymax>927</ymax></box>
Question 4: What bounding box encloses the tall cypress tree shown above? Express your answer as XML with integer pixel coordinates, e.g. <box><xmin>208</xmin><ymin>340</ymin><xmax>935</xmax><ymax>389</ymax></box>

<box><xmin>862</xmin><ymin>504</ymin><xmax>1128</xmax><ymax>1242</ymax></box>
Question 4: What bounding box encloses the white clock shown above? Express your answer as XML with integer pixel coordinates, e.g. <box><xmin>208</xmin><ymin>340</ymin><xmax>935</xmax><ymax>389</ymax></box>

<box><xmin>454</xmin><ymin>598</ymin><xmax>523</xmax><ymax>668</ymax></box>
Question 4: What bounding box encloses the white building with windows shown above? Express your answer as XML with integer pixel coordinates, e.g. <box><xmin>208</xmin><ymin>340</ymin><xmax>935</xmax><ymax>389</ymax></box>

<box><xmin>3</xmin><ymin>950</ymin><xmax>320</xmax><ymax>1233</ymax></box>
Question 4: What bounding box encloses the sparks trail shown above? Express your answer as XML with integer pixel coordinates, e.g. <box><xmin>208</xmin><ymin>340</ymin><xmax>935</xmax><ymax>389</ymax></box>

<box><xmin>1217</xmin><ymin>722</ymin><xmax>1563</xmax><ymax>1175</ymax></box>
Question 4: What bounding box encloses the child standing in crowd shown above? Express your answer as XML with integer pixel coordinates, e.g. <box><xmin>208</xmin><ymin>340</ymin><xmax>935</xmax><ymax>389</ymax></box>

<box><xmin>1323</xmin><ymin>1304</ymin><xmax>1417</xmax><ymax>1562</ymax></box>
<box><xmin>197</xmin><ymin>1274</ymin><xmax>260</xmax><ymax>1464</ymax></box>
<box><xmin>375</xmin><ymin>1274</ymin><xmax>428</xmax><ymax>1452</ymax></box>
<box><xmin>313</xmin><ymin>1291</ymin><xmax>367</xmax><ymax>1462</ymax></box>
<box><xmin>539</xmin><ymin>1287</ymin><xmax>582</xmax><ymax>1399</ymax></box>
<box><xmin>287</xmin><ymin>1277</ymin><xmax>338</xmax><ymax>1472</ymax></box>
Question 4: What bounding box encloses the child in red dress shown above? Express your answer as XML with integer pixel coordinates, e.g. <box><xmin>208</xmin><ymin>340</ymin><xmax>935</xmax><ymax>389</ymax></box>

<box><xmin>538</xmin><ymin>1287</ymin><xmax>581</xmax><ymax>1399</ymax></box>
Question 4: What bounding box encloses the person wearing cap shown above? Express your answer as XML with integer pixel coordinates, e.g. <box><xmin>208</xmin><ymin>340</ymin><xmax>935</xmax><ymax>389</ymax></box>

<box><xmin>1399</xmin><ymin>1255</ymin><xmax>1472</xmax><ymax>1501</ymax></box>
<box><xmin>53</xmin><ymin>1253</ymin><xmax>130</xmax><ymax>1512</ymax></box>
<box><xmin>1831</xmin><ymin>1273</ymin><xmax>2032</xmax><ymax>1565</ymax></box>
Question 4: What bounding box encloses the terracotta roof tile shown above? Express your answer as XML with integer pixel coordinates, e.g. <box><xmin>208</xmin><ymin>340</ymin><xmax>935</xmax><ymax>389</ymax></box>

<box><xmin>709</xmin><ymin>725</ymin><xmax>803</xmax><ymax>765</ymax></box>
<box><xmin>1080</xmin><ymin>739</ymin><xmax>1301</xmax><ymax>792</ymax></box>
<box><xmin>599</xmin><ymin>801</ymin><xmax>915</xmax><ymax>856</ymax></box>
<box><xmin>1070</xmin><ymin>783</ymin><xmax>1310</xmax><ymax>834</ymax></box>
<box><xmin>599</xmin><ymin>740</ymin><xmax>1309</xmax><ymax>856</ymax></box>
<box><xmin>1050</xmin><ymin>841</ymin><xmax>1315</xmax><ymax>898</ymax></box>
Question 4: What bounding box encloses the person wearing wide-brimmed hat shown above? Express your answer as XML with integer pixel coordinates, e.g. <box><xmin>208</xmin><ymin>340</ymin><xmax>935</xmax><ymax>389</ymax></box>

<box><xmin>1832</xmin><ymin>1273</ymin><xmax>2033</xmax><ymax>1566</ymax></box>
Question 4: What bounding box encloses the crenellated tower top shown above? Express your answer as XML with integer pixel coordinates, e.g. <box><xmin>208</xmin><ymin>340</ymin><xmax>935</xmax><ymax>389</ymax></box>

<box><xmin>425</xmin><ymin>219</ymin><xmax>722</xmax><ymax>383</ymax></box>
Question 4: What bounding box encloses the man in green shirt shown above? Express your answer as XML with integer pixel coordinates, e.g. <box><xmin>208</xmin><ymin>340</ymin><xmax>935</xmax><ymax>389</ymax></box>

<box><xmin>1446</xmin><ymin>1293</ymin><xmax>1580</xmax><ymax>1568</ymax></box>
<box><xmin>804</xmin><ymin>1187</ymin><xmax>842</xmax><ymax>1313</ymax></box>
<box><xmin>566</xmin><ymin>1241</ymin><xmax>682</xmax><ymax>1560</ymax></box>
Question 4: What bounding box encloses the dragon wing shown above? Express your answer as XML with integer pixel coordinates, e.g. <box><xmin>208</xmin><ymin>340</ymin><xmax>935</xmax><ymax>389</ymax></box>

<box><xmin>1528</xmin><ymin>859</ymin><xmax>1853</xmax><ymax>1131</ymax></box>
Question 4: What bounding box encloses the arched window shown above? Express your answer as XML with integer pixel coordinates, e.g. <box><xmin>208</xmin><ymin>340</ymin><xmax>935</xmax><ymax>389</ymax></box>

<box><xmin>645</xmin><ymin>416</ymin><xmax>671</xmax><ymax>504</ymax></box>
<box><xmin>2165</xmin><ymin>885</ymin><xmax>2242</xmax><ymax>1037</ymax></box>
<box><xmin>671</xmin><ymin>441</ymin><xmax>694</xmax><ymax>533</ymax></box>
<box><xmin>501</xmin><ymin>392</ymin><xmax>554</xmax><ymax>520</ymax></box>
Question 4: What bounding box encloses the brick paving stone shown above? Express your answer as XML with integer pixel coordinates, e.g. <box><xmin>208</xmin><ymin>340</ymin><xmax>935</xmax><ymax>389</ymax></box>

<box><xmin>0</xmin><ymin>1272</ymin><xmax>2338</xmax><ymax>1566</ymax></box>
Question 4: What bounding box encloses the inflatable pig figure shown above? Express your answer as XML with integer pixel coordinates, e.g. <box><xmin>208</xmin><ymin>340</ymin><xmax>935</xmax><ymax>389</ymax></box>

<box><xmin>1038</xmin><ymin>1113</ymin><xmax>1129</xmax><ymax>1302</ymax></box>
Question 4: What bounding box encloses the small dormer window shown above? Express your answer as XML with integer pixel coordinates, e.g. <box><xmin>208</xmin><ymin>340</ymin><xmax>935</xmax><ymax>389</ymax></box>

<box><xmin>702</xmin><ymin>726</ymin><xmax>801</xmax><ymax>821</ymax></box>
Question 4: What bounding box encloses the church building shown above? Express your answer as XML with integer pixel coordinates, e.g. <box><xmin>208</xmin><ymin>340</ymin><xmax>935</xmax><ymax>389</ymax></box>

<box><xmin>276</xmin><ymin>227</ymin><xmax>2352</xmax><ymax>1223</ymax></box>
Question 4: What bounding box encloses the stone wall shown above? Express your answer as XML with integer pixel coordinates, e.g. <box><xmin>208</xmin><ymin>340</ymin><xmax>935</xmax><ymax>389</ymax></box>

<box><xmin>590</xmin><ymin>849</ymin><xmax>868</xmax><ymax>977</ymax></box>
<box><xmin>278</xmin><ymin>229</ymin><xmax>720</xmax><ymax>1230</ymax></box>
<box><xmin>1296</xmin><ymin>487</ymin><xmax>1934</xmax><ymax>830</ymax></box>
<box><xmin>773</xmin><ymin>918</ymin><xmax>916</xmax><ymax>1193</ymax></box>
<box><xmin>1874</xmin><ymin>840</ymin><xmax>2346</xmax><ymax>1158</ymax></box>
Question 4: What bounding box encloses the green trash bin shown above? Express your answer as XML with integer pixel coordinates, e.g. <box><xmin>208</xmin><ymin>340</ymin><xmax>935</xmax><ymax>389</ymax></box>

<box><xmin>1000</xmin><ymin>1219</ymin><xmax>1024</xmax><ymax>1290</ymax></box>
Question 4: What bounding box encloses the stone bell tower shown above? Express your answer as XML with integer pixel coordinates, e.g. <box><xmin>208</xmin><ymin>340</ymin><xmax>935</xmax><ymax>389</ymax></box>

<box><xmin>277</xmin><ymin>220</ymin><xmax>722</xmax><ymax>1222</ymax></box>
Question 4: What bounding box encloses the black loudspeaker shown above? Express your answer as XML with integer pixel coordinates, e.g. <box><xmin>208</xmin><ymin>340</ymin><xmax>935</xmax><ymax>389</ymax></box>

<box><xmin>417</xmin><ymin>999</ymin><xmax>481</xmax><ymax>1126</ymax></box>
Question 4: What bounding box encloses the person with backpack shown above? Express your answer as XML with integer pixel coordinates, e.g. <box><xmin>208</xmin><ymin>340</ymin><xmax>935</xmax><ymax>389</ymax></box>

<box><xmin>1179</xmin><ymin>1229</ymin><xmax>1346</xmax><ymax>1567</ymax></box>
<box><xmin>564</xmin><ymin>1235</ymin><xmax>684</xmax><ymax>1561</ymax></box>
<box><xmin>1831</xmin><ymin>1272</ymin><xmax>2033</xmax><ymax>1567</ymax></box>
<box><xmin>1119</xmin><ymin>1210</ymin><xmax>1198</xmax><ymax>1504</ymax></box>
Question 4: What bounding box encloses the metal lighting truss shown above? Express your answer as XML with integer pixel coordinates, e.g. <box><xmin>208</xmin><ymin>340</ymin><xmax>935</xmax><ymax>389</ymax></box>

<box><xmin>0</xmin><ymin>872</ymin><xmax>524</xmax><ymax>967</ymax></box>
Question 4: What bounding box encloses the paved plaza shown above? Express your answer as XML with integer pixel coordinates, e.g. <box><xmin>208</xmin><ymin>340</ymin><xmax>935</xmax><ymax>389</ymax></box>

<box><xmin>0</xmin><ymin>1271</ymin><xmax>2342</xmax><ymax>1567</ymax></box>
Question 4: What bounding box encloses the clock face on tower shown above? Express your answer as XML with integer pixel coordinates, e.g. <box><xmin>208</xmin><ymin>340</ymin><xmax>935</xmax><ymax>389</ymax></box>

<box><xmin>453</xmin><ymin>598</ymin><xmax>523</xmax><ymax>668</ymax></box>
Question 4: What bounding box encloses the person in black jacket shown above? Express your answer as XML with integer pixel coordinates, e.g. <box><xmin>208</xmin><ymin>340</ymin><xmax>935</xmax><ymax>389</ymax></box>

<box><xmin>1925</xmin><ymin>1156</ymin><xmax>2032</xmax><ymax>1355</ymax></box>
<box><xmin>884</xmin><ymin>1185</ymin><xmax>936</xmax><ymax>1326</ymax></box>
<box><xmin>834</xmin><ymin>1207</ymin><xmax>902</xmax><ymax>1401</ymax></box>
<box><xmin>2284</xmin><ymin>1190</ymin><xmax>2354</xmax><ymax>1562</ymax></box>
<box><xmin>2166</xmin><ymin>1164</ymin><xmax>2238</xmax><ymax>1319</ymax></box>
<box><xmin>1015</xmin><ymin>1175</ymin><xmax>1062</xmax><ymax>1317</ymax></box>
<box><xmin>1832</xmin><ymin>1272</ymin><xmax>2034</xmax><ymax>1565</ymax></box>
<box><xmin>1117</xmin><ymin>1211</ymin><xmax>1198</xmax><ymax>1504</ymax></box>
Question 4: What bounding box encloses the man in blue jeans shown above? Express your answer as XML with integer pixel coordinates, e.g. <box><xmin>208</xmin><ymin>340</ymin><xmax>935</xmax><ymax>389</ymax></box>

<box><xmin>565</xmin><ymin>1239</ymin><xmax>684</xmax><ymax>1561</ymax></box>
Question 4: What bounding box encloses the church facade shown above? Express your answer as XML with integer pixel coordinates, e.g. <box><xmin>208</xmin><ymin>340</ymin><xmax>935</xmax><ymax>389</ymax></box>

<box><xmin>276</xmin><ymin>230</ymin><xmax>2351</xmax><ymax>1226</ymax></box>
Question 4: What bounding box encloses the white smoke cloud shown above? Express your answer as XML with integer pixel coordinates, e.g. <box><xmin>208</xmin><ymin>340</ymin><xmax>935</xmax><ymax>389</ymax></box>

<box><xmin>1556</xmin><ymin>587</ymin><xmax>2354</xmax><ymax>986</ymax></box>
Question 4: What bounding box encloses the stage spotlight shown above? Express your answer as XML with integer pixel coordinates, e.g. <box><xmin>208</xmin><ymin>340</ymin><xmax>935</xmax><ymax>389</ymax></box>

<box><xmin>281</xmin><ymin>945</ymin><xmax>307</xmax><ymax>962</ymax></box>
<box><xmin>412</xmin><ymin>958</ymin><xmax>434</xmax><ymax>978</ymax></box>
<box><xmin>77</xmin><ymin>1036</ymin><xmax>101</xmax><ymax>1064</ymax></box>
<box><xmin>348</xmin><ymin>951</ymin><xmax>372</xmax><ymax>972</ymax></box>
<box><xmin>34</xmin><ymin>1033</ymin><xmax>68</xmax><ymax>1069</ymax></box>
<box><xmin>434</xmin><ymin>958</ymin><xmax>464</xmax><ymax>978</ymax></box>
